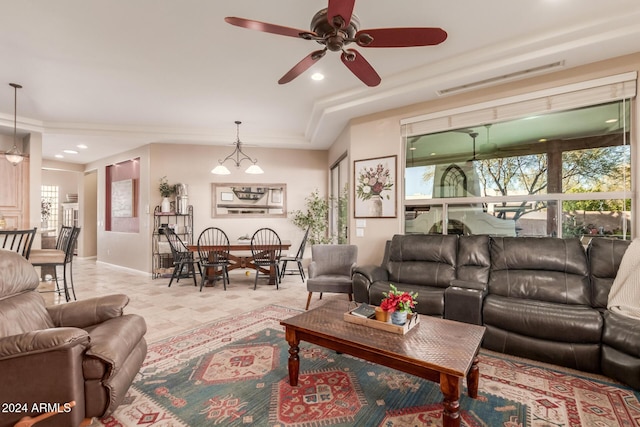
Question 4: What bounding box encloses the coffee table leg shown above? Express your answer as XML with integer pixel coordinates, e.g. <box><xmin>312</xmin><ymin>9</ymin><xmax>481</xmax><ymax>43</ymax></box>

<box><xmin>285</xmin><ymin>328</ymin><xmax>300</xmax><ymax>386</ymax></box>
<box><xmin>440</xmin><ymin>373</ymin><xmax>461</xmax><ymax>427</ymax></box>
<box><xmin>467</xmin><ymin>356</ymin><xmax>480</xmax><ymax>398</ymax></box>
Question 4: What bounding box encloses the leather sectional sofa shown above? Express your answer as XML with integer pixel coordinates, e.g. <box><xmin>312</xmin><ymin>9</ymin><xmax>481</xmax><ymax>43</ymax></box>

<box><xmin>353</xmin><ymin>234</ymin><xmax>640</xmax><ymax>390</ymax></box>
<box><xmin>0</xmin><ymin>249</ymin><xmax>147</xmax><ymax>426</ymax></box>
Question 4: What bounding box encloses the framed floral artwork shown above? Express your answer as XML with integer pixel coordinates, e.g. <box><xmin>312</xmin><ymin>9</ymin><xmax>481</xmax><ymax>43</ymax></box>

<box><xmin>354</xmin><ymin>155</ymin><xmax>396</xmax><ymax>218</ymax></box>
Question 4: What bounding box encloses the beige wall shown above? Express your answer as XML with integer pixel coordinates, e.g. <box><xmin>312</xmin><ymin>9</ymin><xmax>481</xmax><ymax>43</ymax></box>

<box><xmin>86</xmin><ymin>145</ymin><xmax>152</xmax><ymax>272</ymax></box>
<box><xmin>83</xmin><ymin>143</ymin><xmax>327</xmax><ymax>274</ymax></box>
<box><xmin>343</xmin><ymin>52</ymin><xmax>640</xmax><ymax>265</ymax></box>
<box><xmin>82</xmin><ymin>171</ymin><xmax>97</xmax><ymax>258</ymax></box>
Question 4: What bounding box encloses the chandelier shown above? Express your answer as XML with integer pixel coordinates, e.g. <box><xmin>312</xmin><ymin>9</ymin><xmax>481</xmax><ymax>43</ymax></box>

<box><xmin>211</xmin><ymin>121</ymin><xmax>264</xmax><ymax>175</ymax></box>
<box><xmin>4</xmin><ymin>83</ymin><xmax>24</xmax><ymax>166</ymax></box>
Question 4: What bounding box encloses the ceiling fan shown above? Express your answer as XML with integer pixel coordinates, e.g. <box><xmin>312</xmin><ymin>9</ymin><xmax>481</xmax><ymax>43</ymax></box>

<box><xmin>225</xmin><ymin>0</ymin><xmax>447</xmax><ymax>87</ymax></box>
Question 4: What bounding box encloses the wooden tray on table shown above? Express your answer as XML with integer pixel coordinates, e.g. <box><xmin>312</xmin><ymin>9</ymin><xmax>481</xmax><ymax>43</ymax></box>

<box><xmin>344</xmin><ymin>308</ymin><xmax>420</xmax><ymax>335</ymax></box>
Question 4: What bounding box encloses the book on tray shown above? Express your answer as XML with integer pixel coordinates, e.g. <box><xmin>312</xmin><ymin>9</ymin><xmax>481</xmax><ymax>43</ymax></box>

<box><xmin>350</xmin><ymin>303</ymin><xmax>376</xmax><ymax>319</ymax></box>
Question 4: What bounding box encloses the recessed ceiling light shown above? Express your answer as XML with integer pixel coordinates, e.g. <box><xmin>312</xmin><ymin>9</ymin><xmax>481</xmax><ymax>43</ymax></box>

<box><xmin>311</xmin><ymin>73</ymin><xmax>325</xmax><ymax>81</ymax></box>
<box><xmin>63</xmin><ymin>149</ymin><xmax>78</xmax><ymax>154</ymax></box>
<box><xmin>55</xmin><ymin>154</ymin><xmax>64</xmax><ymax>159</ymax></box>
<box><xmin>539</xmin><ymin>138</ymin><xmax>548</xmax><ymax>142</ymax></box>
<box><xmin>77</xmin><ymin>144</ymin><xmax>88</xmax><ymax>149</ymax></box>
<box><xmin>430</xmin><ymin>152</ymin><xmax>437</xmax><ymax>156</ymax></box>
<box><xmin>605</xmin><ymin>119</ymin><xmax>618</xmax><ymax>124</ymax></box>
<box><xmin>409</xmin><ymin>146</ymin><xmax>417</xmax><ymax>151</ymax></box>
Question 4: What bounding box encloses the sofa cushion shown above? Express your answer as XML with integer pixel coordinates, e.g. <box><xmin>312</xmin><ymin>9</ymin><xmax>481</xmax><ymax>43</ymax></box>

<box><xmin>483</xmin><ymin>295</ymin><xmax>603</xmax><ymax>343</ymax></box>
<box><xmin>602</xmin><ymin>310</ymin><xmax>640</xmax><ymax>357</ymax></box>
<box><xmin>489</xmin><ymin>237</ymin><xmax>590</xmax><ymax>305</ymax></box>
<box><xmin>587</xmin><ymin>238</ymin><xmax>630</xmax><ymax>309</ymax></box>
<box><xmin>457</xmin><ymin>235</ymin><xmax>490</xmax><ymax>283</ymax></box>
<box><xmin>387</xmin><ymin>234</ymin><xmax>457</xmax><ymax>288</ymax></box>
<box><xmin>0</xmin><ymin>249</ymin><xmax>41</xmax><ymax>297</ymax></box>
<box><xmin>0</xmin><ymin>250</ymin><xmax>55</xmax><ymax>337</ymax></box>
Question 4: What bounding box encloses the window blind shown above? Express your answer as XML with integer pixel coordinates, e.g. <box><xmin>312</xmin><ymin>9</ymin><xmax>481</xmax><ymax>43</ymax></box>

<box><xmin>401</xmin><ymin>72</ymin><xmax>637</xmax><ymax>137</ymax></box>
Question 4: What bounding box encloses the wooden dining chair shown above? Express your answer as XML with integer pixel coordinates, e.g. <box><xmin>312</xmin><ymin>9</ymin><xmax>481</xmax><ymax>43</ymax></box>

<box><xmin>0</xmin><ymin>228</ymin><xmax>37</xmax><ymax>259</ymax></box>
<box><xmin>29</xmin><ymin>226</ymin><xmax>81</xmax><ymax>301</ymax></box>
<box><xmin>197</xmin><ymin>227</ymin><xmax>231</xmax><ymax>291</ymax></box>
<box><xmin>165</xmin><ymin>227</ymin><xmax>201</xmax><ymax>288</ymax></box>
<box><xmin>279</xmin><ymin>226</ymin><xmax>309</xmax><ymax>282</ymax></box>
<box><xmin>251</xmin><ymin>227</ymin><xmax>282</xmax><ymax>290</ymax></box>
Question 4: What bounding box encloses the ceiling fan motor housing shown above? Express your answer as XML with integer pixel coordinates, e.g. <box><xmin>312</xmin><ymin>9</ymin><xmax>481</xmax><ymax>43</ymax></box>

<box><xmin>311</xmin><ymin>8</ymin><xmax>360</xmax><ymax>51</ymax></box>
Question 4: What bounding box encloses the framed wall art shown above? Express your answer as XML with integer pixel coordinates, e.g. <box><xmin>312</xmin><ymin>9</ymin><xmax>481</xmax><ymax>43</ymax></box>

<box><xmin>354</xmin><ymin>155</ymin><xmax>396</xmax><ymax>218</ymax></box>
<box><xmin>111</xmin><ymin>179</ymin><xmax>134</xmax><ymax>218</ymax></box>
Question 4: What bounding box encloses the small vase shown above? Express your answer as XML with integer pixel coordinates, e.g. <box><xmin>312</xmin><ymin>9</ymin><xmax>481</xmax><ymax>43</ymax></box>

<box><xmin>161</xmin><ymin>197</ymin><xmax>171</xmax><ymax>213</ymax></box>
<box><xmin>391</xmin><ymin>311</ymin><xmax>408</xmax><ymax>326</ymax></box>
<box><xmin>369</xmin><ymin>198</ymin><xmax>382</xmax><ymax>217</ymax></box>
<box><xmin>375</xmin><ymin>307</ymin><xmax>390</xmax><ymax>323</ymax></box>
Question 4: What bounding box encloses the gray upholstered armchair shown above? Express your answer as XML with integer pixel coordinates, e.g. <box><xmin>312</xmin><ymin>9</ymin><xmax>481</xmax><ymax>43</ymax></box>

<box><xmin>0</xmin><ymin>249</ymin><xmax>147</xmax><ymax>427</ymax></box>
<box><xmin>305</xmin><ymin>244</ymin><xmax>358</xmax><ymax>310</ymax></box>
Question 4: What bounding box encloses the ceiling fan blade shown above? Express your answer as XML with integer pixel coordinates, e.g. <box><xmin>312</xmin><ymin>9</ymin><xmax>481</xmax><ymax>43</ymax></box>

<box><xmin>341</xmin><ymin>49</ymin><xmax>381</xmax><ymax>87</ymax></box>
<box><xmin>225</xmin><ymin>17</ymin><xmax>311</xmax><ymax>39</ymax></box>
<box><xmin>278</xmin><ymin>50</ymin><xmax>326</xmax><ymax>84</ymax></box>
<box><xmin>356</xmin><ymin>27</ymin><xmax>447</xmax><ymax>48</ymax></box>
<box><xmin>327</xmin><ymin>0</ymin><xmax>356</xmax><ymax>29</ymax></box>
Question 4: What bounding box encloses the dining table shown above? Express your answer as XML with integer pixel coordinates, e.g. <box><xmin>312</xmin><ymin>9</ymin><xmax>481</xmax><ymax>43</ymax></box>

<box><xmin>188</xmin><ymin>239</ymin><xmax>291</xmax><ymax>286</ymax></box>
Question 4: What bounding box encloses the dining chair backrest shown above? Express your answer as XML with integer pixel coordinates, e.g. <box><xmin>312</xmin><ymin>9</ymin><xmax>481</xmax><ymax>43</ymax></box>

<box><xmin>164</xmin><ymin>227</ymin><xmax>190</xmax><ymax>261</ymax></box>
<box><xmin>294</xmin><ymin>226</ymin><xmax>311</xmax><ymax>259</ymax></box>
<box><xmin>0</xmin><ymin>228</ymin><xmax>37</xmax><ymax>259</ymax></box>
<box><xmin>251</xmin><ymin>228</ymin><xmax>282</xmax><ymax>264</ymax></box>
<box><xmin>63</xmin><ymin>226</ymin><xmax>81</xmax><ymax>263</ymax></box>
<box><xmin>197</xmin><ymin>227</ymin><xmax>230</xmax><ymax>264</ymax></box>
<box><xmin>56</xmin><ymin>225</ymin><xmax>73</xmax><ymax>250</ymax></box>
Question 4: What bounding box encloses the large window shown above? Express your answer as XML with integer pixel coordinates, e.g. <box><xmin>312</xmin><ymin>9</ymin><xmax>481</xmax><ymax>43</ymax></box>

<box><xmin>403</xmin><ymin>99</ymin><xmax>632</xmax><ymax>240</ymax></box>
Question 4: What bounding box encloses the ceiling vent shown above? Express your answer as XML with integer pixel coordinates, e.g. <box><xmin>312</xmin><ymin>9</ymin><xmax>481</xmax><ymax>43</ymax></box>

<box><xmin>436</xmin><ymin>61</ymin><xmax>565</xmax><ymax>96</ymax></box>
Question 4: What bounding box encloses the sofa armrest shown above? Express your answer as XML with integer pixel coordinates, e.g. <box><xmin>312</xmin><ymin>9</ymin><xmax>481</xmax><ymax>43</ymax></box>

<box><xmin>0</xmin><ymin>328</ymin><xmax>89</xmax><ymax>360</ymax></box>
<box><xmin>444</xmin><ymin>280</ymin><xmax>488</xmax><ymax>325</ymax></box>
<box><xmin>352</xmin><ymin>265</ymin><xmax>389</xmax><ymax>304</ymax></box>
<box><xmin>353</xmin><ymin>265</ymin><xmax>389</xmax><ymax>284</ymax></box>
<box><xmin>308</xmin><ymin>261</ymin><xmax>318</xmax><ymax>278</ymax></box>
<box><xmin>47</xmin><ymin>294</ymin><xmax>130</xmax><ymax>328</ymax></box>
<box><xmin>85</xmin><ymin>314</ymin><xmax>147</xmax><ymax>380</ymax></box>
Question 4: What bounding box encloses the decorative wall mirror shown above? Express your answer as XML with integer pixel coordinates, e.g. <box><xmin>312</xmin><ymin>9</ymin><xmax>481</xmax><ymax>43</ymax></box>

<box><xmin>212</xmin><ymin>183</ymin><xmax>287</xmax><ymax>218</ymax></box>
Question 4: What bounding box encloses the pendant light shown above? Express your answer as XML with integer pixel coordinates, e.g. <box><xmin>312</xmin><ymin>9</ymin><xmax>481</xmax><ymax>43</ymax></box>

<box><xmin>5</xmin><ymin>83</ymin><xmax>24</xmax><ymax>165</ymax></box>
<box><xmin>211</xmin><ymin>121</ymin><xmax>264</xmax><ymax>175</ymax></box>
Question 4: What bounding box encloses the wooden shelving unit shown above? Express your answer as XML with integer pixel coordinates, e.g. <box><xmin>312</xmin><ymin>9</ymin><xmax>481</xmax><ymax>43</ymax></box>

<box><xmin>151</xmin><ymin>204</ymin><xmax>193</xmax><ymax>279</ymax></box>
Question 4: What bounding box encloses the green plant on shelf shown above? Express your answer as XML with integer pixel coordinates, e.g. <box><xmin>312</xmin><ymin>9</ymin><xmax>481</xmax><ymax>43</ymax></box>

<box><xmin>159</xmin><ymin>176</ymin><xmax>176</xmax><ymax>198</ymax></box>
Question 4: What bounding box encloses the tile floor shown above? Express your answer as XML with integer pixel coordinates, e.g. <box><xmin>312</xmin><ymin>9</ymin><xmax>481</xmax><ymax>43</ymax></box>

<box><xmin>38</xmin><ymin>257</ymin><xmax>347</xmax><ymax>343</ymax></box>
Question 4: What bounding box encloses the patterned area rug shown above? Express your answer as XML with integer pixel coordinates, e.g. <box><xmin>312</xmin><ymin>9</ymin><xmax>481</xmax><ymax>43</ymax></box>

<box><xmin>103</xmin><ymin>305</ymin><xmax>640</xmax><ymax>426</ymax></box>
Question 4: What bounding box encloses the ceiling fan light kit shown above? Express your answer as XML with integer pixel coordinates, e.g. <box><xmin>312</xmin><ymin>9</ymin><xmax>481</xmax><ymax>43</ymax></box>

<box><xmin>211</xmin><ymin>121</ymin><xmax>264</xmax><ymax>175</ymax></box>
<box><xmin>225</xmin><ymin>0</ymin><xmax>447</xmax><ymax>87</ymax></box>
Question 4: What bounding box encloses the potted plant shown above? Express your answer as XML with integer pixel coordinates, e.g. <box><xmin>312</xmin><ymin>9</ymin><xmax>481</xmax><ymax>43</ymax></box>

<box><xmin>379</xmin><ymin>284</ymin><xmax>418</xmax><ymax>325</ymax></box>
<box><xmin>290</xmin><ymin>187</ymin><xmax>349</xmax><ymax>245</ymax></box>
<box><xmin>290</xmin><ymin>189</ymin><xmax>332</xmax><ymax>245</ymax></box>
<box><xmin>158</xmin><ymin>176</ymin><xmax>175</xmax><ymax>212</ymax></box>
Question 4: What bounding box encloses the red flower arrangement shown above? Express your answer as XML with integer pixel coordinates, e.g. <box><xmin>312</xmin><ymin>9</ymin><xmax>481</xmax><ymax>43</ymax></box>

<box><xmin>380</xmin><ymin>284</ymin><xmax>418</xmax><ymax>313</ymax></box>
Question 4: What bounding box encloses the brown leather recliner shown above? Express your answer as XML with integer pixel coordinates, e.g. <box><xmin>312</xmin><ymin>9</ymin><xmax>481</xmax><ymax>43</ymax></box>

<box><xmin>0</xmin><ymin>249</ymin><xmax>147</xmax><ymax>427</ymax></box>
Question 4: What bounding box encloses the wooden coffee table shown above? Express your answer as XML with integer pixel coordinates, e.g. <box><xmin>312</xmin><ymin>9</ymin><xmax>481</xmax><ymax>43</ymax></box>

<box><xmin>280</xmin><ymin>300</ymin><xmax>486</xmax><ymax>427</ymax></box>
